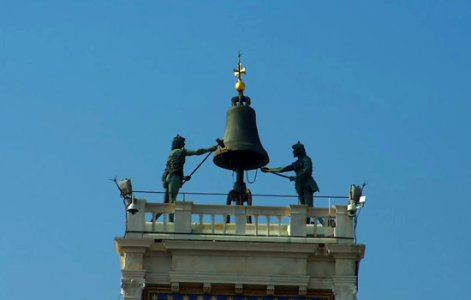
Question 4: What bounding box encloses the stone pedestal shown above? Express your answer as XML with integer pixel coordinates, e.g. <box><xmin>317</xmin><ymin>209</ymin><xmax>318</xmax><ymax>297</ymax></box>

<box><xmin>289</xmin><ymin>205</ymin><xmax>307</xmax><ymax>236</ymax></box>
<box><xmin>174</xmin><ymin>201</ymin><xmax>193</xmax><ymax>233</ymax></box>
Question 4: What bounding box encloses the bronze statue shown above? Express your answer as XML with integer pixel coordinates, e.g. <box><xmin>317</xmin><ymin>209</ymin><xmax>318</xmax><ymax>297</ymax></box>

<box><xmin>161</xmin><ymin>135</ymin><xmax>217</xmax><ymax>220</ymax></box>
<box><xmin>261</xmin><ymin>142</ymin><xmax>319</xmax><ymax>223</ymax></box>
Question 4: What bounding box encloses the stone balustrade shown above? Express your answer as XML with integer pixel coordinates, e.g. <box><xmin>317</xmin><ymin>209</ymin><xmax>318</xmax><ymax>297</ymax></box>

<box><xmin>124</xmin><ymin>199</ymin><xmax>353</xmax><ymax>242</ymax></box>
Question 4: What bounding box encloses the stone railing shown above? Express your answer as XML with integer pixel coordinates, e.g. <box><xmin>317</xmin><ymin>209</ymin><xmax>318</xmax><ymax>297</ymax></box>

<box><xmin>125</xmin><ymin>199</ymin><xmax>354</xmax><ymax>242</ymax></box>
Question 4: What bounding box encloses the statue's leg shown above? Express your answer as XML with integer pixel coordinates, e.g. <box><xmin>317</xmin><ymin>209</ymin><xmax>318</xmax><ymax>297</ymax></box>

<box><xmin>304</xmin><ymin>190</ymin><xmax>313</xmax><ymax>207</ymax></box>
<box><xmin>167</xmin><ymin>174</ymin><xmax>182</xmax><ymax>222</ymax></box>
<box><xmin>297</xmin><ymin>193</ymin><xmax>303</xmax><ymax>205</ymax></box>
<box><xmin>164</xmin><ymin>188</ymin><xmax>170</xmax><ymax>203</ymax></box>
<box><xmin>154</xmin><ymin>181</ymin><xmax>170</xmax><ymax>222</ymax></box>
<box><xmin>306</xmin><ymin>190</ymin><xmax>324</xmax><ymax>225</ymax></box>
<box><xmin>302</xmin><ymin>190</ymin><xmax>313</xmax><ymax>224</ymax></box>
<box><xmin>167</xmin><ymin>174</ymin><xmax>181</xmax><ymax>203</ymax></box>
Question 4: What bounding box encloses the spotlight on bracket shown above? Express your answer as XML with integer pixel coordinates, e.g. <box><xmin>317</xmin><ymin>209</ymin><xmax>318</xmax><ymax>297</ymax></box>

<box><xmin>118</xmin><ymin>178</ymin><xmax>133</xmax><ymax>200</ymax></box>
<box><xmin>114</xmin><ymin>178</ymin><xmax>138</xmax><ymax>214</ymax></box>
<box><xmin>347</xmin><ymin>183</ymin><xmax>366</xmax><ymax>217</ymax></box>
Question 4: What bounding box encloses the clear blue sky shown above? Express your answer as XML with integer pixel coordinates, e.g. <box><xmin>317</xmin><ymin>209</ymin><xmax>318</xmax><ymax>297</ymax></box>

<box><xmin>1</xmin><ymin>1</ymin><xmax>470</xmax><ymax>299</ymax></box>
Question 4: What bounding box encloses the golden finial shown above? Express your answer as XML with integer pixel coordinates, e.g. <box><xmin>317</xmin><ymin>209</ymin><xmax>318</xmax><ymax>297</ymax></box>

<box><xmin>233</xmin><ymin>52</ymin><xmax>246</xmax><ymax>94</ymax></box>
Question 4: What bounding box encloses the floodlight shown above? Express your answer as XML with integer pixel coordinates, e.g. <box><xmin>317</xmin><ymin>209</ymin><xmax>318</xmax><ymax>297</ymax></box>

<box><xmin>118</xmin><ymin>178</ymin><xmax>133</xmax><ymax>199</ymax></box>
<box><xmin>347</xmin><ymin>183</ymin><xmax>367</xmax><ymax>217</ymax></box>
<box><xmin>349</xmin><ymin>184</ymin><xmax>363</xmax><ymax>204</ymax></box>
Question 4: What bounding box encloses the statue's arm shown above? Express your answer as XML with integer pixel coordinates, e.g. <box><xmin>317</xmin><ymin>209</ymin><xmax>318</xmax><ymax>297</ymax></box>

<box><xmin>262</xmin><ymin>164</ymin><xmax>293</xmax><ymax>173</ymax></box>
<box><xmin>185</xmin><ymin>145</ymin><xmax>217</xmax><ymax>156</ymax></box>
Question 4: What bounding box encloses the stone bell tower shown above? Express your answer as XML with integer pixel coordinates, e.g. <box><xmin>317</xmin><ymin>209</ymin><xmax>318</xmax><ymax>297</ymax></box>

<box><xmin>115</xmin><ymin>58</ymin><xmax>366</xmax><ymax>300</ymax></box>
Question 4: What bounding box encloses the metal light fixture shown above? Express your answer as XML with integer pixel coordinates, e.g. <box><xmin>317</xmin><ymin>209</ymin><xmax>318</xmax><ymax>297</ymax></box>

<box><xmin>118</xmin><ymin>178</ymin><xmax>133</xmax><ymax>200</ymax></box>
<box><xmin>127</xmin><ymin>196</ymin><xmax>139</xmax><ymax>214</ymax></box>
<box><xmin>114</xmin><ymin>178</ymin><xmax>139</xmax><ymax>214</ymax></box>
<box><xmin>347</xmin><ymin>183</ymin><xmax>366</xmax><ymax>216</ymax></box>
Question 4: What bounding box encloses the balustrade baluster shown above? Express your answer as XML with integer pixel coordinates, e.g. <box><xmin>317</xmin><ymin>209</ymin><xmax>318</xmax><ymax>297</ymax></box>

<box><xmin>152</xmin><ymin>213</ymin><xmax>156</xmax><ymax>232</ymax></box>
<box><xmin>199</xmin><ymin>214</ymin><xmax>203</xmax><ymax>232</ymax></box>
<box><xmin>277</xmin><ymin>216</ymin><xmax>282</xmax><ymax>236</ymax></box>
<box><xmin>267</xmin><ymin>216</ymin><xmax>271</xmax><ymax>236</ymax></box>
<box><xmin>255</xmin><ymin>215</ymin><xmax>259</xmax><ymax>236</ymax></box>
<box><xmin>163</xmin><ymin>214</ymin><xmax>168</xmax><ymax>232</ymax></box>
<box><xmin>211</xmin><ymin>214</ymin><xmax>215</xmax><ymax>234</ymax></box>
<box><xmin>222</xmin><ymin>214</ymin><xmax>227</xmax><ymax>234</ymax></box>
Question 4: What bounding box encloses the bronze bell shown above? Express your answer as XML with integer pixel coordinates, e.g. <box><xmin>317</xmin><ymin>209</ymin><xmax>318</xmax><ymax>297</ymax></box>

<box><xmin>213</xmin><ymin>95</ymin><xmax>269</xmax><ymax>171</ymax></box>
<box><xmin>215</xmin><ymin>56</ymin><xmax>268</xmax><ymax>220</ymax></box>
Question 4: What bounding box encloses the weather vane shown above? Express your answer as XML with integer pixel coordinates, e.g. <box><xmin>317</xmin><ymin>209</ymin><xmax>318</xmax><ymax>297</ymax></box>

<box><xmin>233</xmin><ymin>52</ymin><xmax>246</xmax><ymax>95</ymax></box>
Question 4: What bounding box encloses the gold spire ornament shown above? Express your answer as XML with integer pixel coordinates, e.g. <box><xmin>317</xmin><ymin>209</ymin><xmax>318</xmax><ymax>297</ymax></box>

<box><xmin>233</xmin><ymin>52</ymin><xmax>246</xmax><ymax>94</ymax></box>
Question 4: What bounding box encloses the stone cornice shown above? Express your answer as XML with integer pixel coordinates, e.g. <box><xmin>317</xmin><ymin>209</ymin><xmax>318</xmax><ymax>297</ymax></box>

<box><xmin>161</xmin><ymin>239</ymin><xmax>320</xmax><ymax>255</ymax></box>
<box><xmin>327</xmin><ymin>244</ymin><xmax>365</xmax><ymax>260</ymax></box>
<box><xmin>115</xmin><ymin>238</ymin><xmax>153</xmax><ymax>255</ymax></box>
<box><xmin>134</xmin><ymin>233</ymin><xmax>339</xmax><ymax>244</ymax></box>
